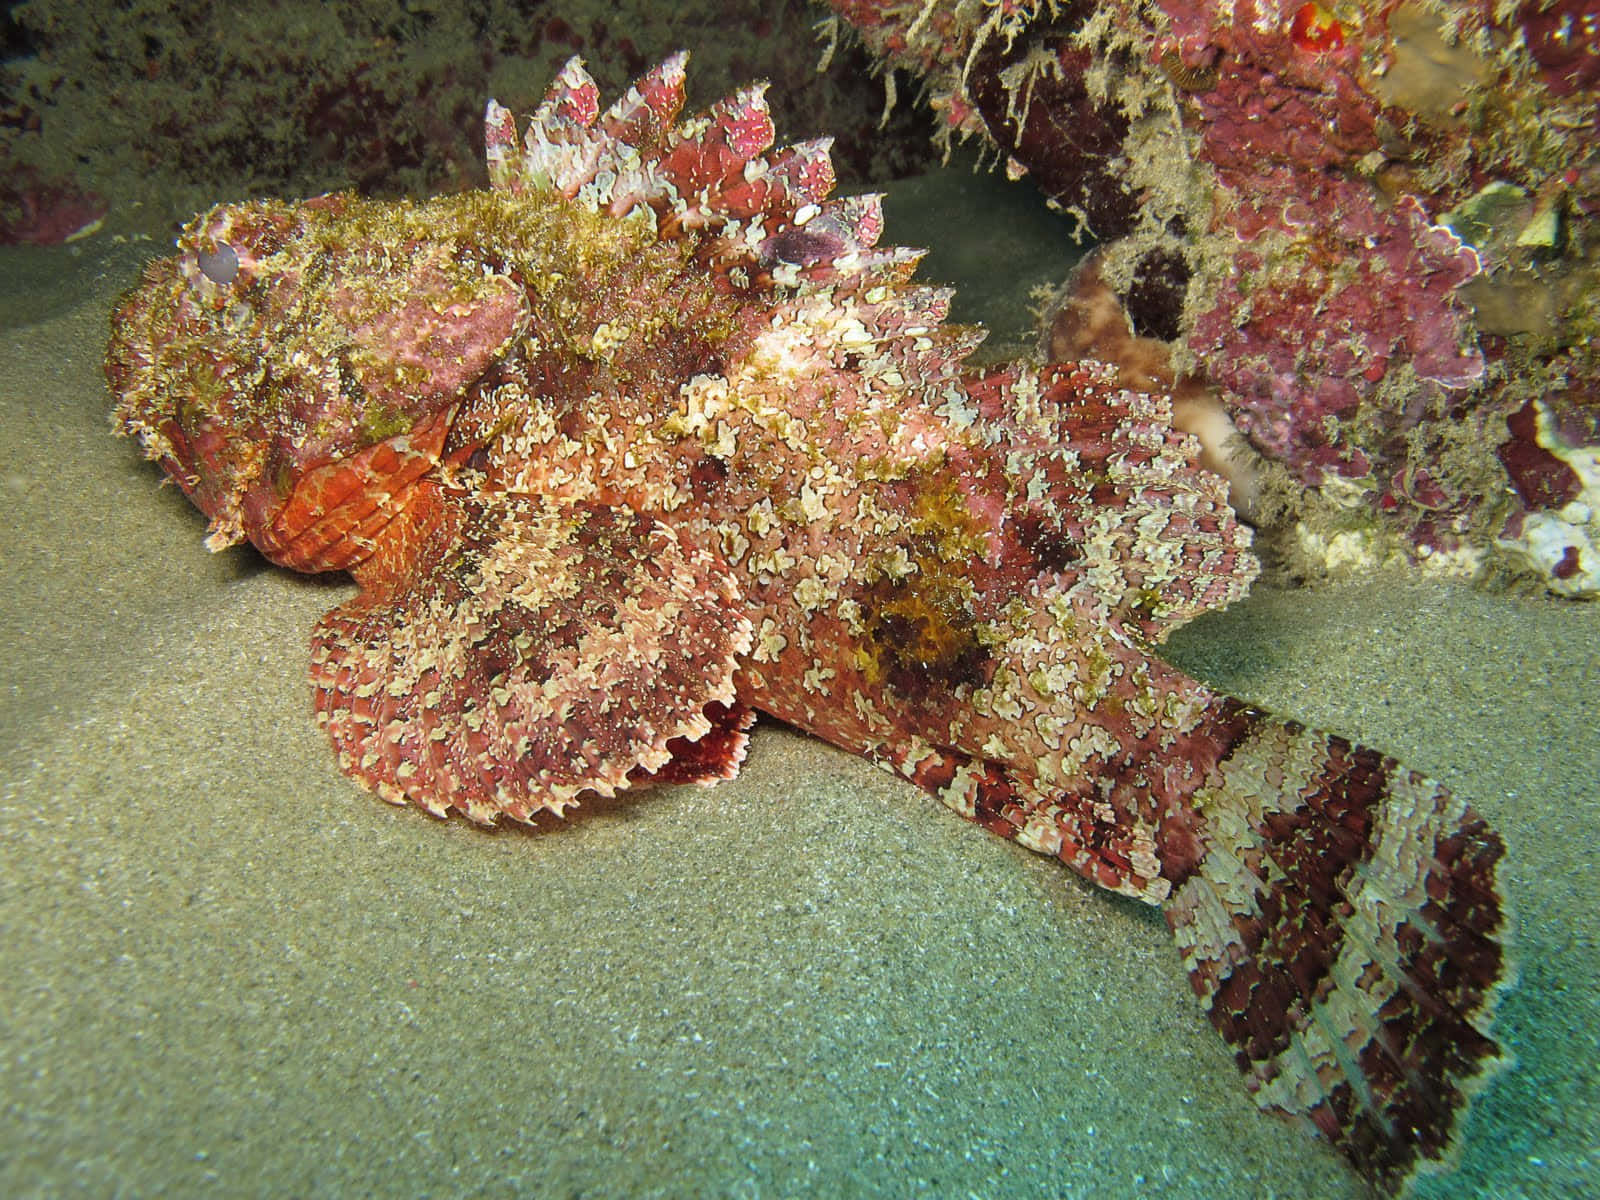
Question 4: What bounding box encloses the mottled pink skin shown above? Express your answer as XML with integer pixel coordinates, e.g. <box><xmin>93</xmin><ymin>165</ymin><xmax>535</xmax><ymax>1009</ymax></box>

<box><xmin>106</xmin><ymin>191</ymin><xmax>527</xmax><ymax>570</ymax></box>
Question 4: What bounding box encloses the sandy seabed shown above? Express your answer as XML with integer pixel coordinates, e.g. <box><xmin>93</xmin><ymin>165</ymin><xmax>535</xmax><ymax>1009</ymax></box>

<box><xmin>2</xmin><ymin>174</ymin><xmax>1597</xmax><ymax>1200</ymax></box>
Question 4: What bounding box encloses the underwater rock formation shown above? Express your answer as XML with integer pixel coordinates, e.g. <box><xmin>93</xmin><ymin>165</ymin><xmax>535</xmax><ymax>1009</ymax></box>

<box><xmin>823</xmin><ymin>0</ymin><xmax>1600</xmax><ymax>594</ymax></box>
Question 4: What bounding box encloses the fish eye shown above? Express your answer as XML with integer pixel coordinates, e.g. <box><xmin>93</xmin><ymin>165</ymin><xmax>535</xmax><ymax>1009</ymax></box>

<box><xmin>197</xmin><ymin>243</ymin><xmax>239</xmax><ymax>286</ymax></box>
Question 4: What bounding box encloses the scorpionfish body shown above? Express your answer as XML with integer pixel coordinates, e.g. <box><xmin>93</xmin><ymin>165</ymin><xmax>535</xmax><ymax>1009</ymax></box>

<box><xmin>107</xmin><ymin>55</ymin><xmax>1511</xmax><ymax>1195</ymax></box>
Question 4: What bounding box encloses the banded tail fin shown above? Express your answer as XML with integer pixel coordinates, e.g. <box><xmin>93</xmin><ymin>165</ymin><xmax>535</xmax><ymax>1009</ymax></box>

<box><xmin>1166</xmin><ymin>706</ymin><xmax>1512</xmax><ymax>1193</ymax></box>
<box><xmin>877</xmin><ymin>686</ymin><xmax>1511</xmax><ymax>1192</ymax></box>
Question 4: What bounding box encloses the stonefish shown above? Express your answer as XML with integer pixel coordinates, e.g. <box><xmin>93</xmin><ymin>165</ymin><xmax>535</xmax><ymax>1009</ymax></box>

<box><xmin>108</xmin><ymin>55</ymin><xmax>1510</xmax><ymax>1193</ymax></box>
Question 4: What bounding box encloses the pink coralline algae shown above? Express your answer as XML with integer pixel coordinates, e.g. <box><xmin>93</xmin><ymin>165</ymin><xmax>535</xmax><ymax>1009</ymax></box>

<box><xmin>108</xmin><ymin>57</ymin><xmax>1510</xmax><ymax>1195</ymax></box>
<box><xmin>1192</xmin><ymin>186</ymin><xmax>1484</xmax><ymax>485</ymax></box>
<box><xmin>823</xmin><ymin>0</ymin><xmax>1600</xmax><ymax>593</ymax></box>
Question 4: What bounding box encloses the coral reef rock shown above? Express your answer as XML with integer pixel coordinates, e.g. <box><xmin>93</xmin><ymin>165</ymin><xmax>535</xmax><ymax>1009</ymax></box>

<box><xmin>823</xmin><ymin>0</ymin><xmax>1600</xmax><ymax>595</ymax></box>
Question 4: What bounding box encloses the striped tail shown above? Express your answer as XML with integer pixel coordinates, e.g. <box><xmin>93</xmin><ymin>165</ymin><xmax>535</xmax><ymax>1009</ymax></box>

<box><xmin>882</xmin><ymin>695</ymin><xmax>1512</xmax><ymax>1193</ymax></box>
<box><xmin>1164</xmin><ymin>703</ymin><xmax>1511</xmax><ymax>1193</ymax></box>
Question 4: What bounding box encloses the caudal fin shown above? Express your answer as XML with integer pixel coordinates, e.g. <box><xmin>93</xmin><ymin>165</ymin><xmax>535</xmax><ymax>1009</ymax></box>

<box><xmin>1165</xmin><ymin>704</ymin><xmax>1513</xmax><ymax>1193</ymax></box>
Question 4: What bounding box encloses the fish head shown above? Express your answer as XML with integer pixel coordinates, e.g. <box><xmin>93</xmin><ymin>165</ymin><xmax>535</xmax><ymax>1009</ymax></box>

<box><xmin>107</xmin><ymin>192</ymin><xmax>527</xmax><ymax>571</ymax></box>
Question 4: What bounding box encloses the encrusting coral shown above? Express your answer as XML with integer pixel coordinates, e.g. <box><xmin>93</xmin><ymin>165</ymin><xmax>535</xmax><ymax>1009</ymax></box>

<box><xmin>822</xmin><ymin>0</ymin><xmax>1600</xmax><ymax>594</ymax></box>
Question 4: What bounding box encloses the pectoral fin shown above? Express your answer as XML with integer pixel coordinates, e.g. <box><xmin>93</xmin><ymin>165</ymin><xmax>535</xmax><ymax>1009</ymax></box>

<box><xmin>309</xmin><ymin>484</ymin><xmax>754</xmax><ymax>823</ymax></box>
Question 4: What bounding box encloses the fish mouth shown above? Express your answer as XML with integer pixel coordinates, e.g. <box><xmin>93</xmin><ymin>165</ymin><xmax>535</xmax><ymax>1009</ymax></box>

<box><xmin>107</xmin><ymin>254</ymin><xmax>259</xmax><ymax>549</ymax></box>
<box><xmin>250</xmin><ymin>404</ymin><xmax>459</xmax><ymax>574</ymax></box>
